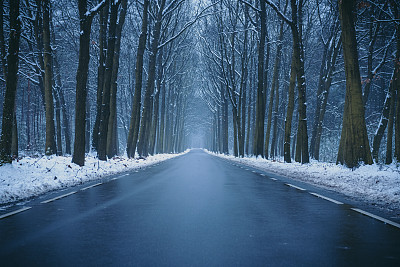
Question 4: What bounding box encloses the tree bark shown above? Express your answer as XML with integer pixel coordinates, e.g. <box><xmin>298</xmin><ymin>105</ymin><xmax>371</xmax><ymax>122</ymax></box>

<box><xmin>97</xmin><ymin>0</ymin><xmax>120</xmax><ymax>160</ymax></box>
<box><xmin>265</xmin><ymin>22</ymin><xmax>284</xmax><ymax>159</ymax></box>
<box><xmin>126</xmin><ymin>0</ymin><xmax>149</xmax><ymax>158</ymax></box>
<box><xmin>394</xmin><ymin>2</ymin><xmax>400</xmax><ymax>162</ymax></box>
<box><xmin>137</xmin><ymin>0</ymin><xmax>166</xmax><ymax>157</ymax></box>
<box><xmin>43</xmin><ymin>0</ymin><xmax>57</xmax><ymax>155</ymax></box>
<box><xmin>254</xmin><ymin>0</ymin><xmax>267</xmax><ymax>157</ymax></box>
<box><xmin>72</xmin><ymin>0</ymin><xmax>106</xmax><ymax>166</ymax></box>
<box><xmin>107</xmin><ymin>0</ymin><xmax>128</xmax><ymax>158</ymax></box>
<box><xmin>92</xmin><ymin>0</ymin><xmax>109</xmax><ymax>152</ymax></box>
<box><xmin>284</xmin><ymin>55</ymin><xmax>296</xmax><ymax>163</ymax></box>
<box><xmin>337</xmin><ymin>0</ymin><xmax>372</xmax><ymax>168</ymax></box>
<box><xmin>0</xmin><ymin>0</ymin><xmax>20</xmax><ymax>164</ymax></box>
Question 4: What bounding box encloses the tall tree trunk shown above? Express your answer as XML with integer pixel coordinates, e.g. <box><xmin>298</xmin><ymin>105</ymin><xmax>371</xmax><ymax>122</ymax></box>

<box><xmin>291</xmin><ymin>0</ymin><xmax>309</xmax><ymax>164</ymax></box>
<box><xmin>337</xmin><ymin>0</ymin><xmax>372</xmax><ymax>168</ymax></box>
<box><xmin>54</xmin><ymin>89</ymin><xmax>62</xmax><ymax>155</ymax></box>
<box><xmin>310</xmin><ymin>32</ymin><xmax>341</xmax><ymax>160</ymax></box>
<box><xmin>372</xmin><ymin>80</ymin><xmax>395</xmax><ymax>162</ymax></box>
<box><xmin>11</xmin><ymin>109</ymin><xmax>18</xmax><ymax>158</ymax></box>
<box><xmin>157</xmin><ymin>79</ymin><xmax>166</xmax><ymax>153</ymax></box>
<box><xmin>53</xmin><ymin>51</ymin><xmax>71</xmax><ymax>154</ymax></box>
<box><xmin>98</xmin><ymin>0</ymin><xmax>120</xmax><ymax>160</ymax></box>
<box><xmin>393</xmin><ymin>2</ymin><xmax>400</xmax><ymax>162</ymax></box>
<box><xmin>0</xmin><ymin>0</ymin><xmax>20</xmax><ymax>164</ymax></box>
<box><xmin>284</xmin><ymin>56</ymin><xmax>296</xmax><ymax>163</ymax></box>
<box><xmin>254</xmin><ymin>0</ymin><xmax>267</xmax><ymax>157</ymax></box>
<box><xmin>72</xmin><ymin>0</ymin><xmax>106</xmax><ymax>166</ymax></box>
<box><xmin>43</xmin><ymin>0</ymin><xmax>57</xmax><ymax>155</ymax></box>
<box><xmin>126</xmin><ymin>0</ymin><xmax>149</xmax><ymax>158</ymax></box>
<box><xmin>265</xmin><ymin>22</ymin><xmax>284</xmax><ymax>159</ymax></box>
<box><xmin>92</xmin><ymin>0</ymin><xmax>109</xmax><ymax>152</ymax></box>
<box><xmin>137</xmin><ymin>0</ymin><xmax>166</xmax><ymax>157</ymax></box>
<box><xmin>222</xmin><ymin>86</ymin><xmax>229</xmax><ymax>154</ymax></box>
<box><xmin>149</xmin><ymin>49</ymin><xmax>163</xmax><ymax>155</ymax></box>
<box><xmin>107</xmin><ymin>0</ymin><xmax>127</xmax><ymax>158</ymax></box>
<box><xmin>85</xmin><ymin>96</ymin><xmax>91</xmax><ymax>153</ymax></box>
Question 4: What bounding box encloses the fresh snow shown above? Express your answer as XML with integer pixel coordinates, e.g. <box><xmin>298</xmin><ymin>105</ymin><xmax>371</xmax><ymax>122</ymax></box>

<box><xmin>0</xmin><ymin>151</ymin><xmax>187</xmax><ymax>206</ymax></box>
<box><xmin>209</xmin><ymin>151</ymin><xmax>400</xmax><ymax>213</ymax></box>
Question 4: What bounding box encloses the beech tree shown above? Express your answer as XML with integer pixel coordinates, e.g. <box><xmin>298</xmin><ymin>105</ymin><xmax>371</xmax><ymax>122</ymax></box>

<box><xmin>0</xmin><ymin>0</ymin><xmax>21</xmax><ymax>164</ymax></box>
<box><xmin>72</xmin><ymin>0</ymin><xmax>107</xmax><ymax>166</ymax></box>
<box><xmin>336</xmin><ymin>0</ymin><xmax>372</xmax><ymax>167</ymax></box>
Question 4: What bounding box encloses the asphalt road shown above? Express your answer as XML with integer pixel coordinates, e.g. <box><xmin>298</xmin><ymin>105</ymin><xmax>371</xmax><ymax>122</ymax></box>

<box><xmin>1</xmin><ymin>149</ymin><xmax>400</xmax><ymax>266</ymax></box>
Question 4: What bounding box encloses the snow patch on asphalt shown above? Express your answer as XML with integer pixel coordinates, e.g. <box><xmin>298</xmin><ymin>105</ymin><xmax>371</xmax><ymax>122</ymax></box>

<box><xmin>209</xmin><ymin>151</ymin><xmax>400</xmax><ymax>212</ymax></box>
<box><xmin>0</xmin><ymin>152</ymin><xmax>186</xmax><ymax>205</ymax></box>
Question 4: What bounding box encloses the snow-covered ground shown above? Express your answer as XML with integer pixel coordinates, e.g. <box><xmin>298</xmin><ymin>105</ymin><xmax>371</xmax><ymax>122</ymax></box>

<box><xmin>209</xmin><ymin>151</ymin><xmax>400</xmax><ymax>213</ymax></box>
<box><xmin>0</xmin><ymin>151</ymin><xmax>187</xmax><ymax>205</ymax></box>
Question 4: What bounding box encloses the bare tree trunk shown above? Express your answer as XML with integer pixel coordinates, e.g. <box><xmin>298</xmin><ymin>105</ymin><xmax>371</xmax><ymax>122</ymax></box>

<box><xmin>254</xmin><ymin>0</ymin><xmax>267</xmax><ymax>157</ymax></box>
<box><xmin>137</xmin><ymin>2</ymin><xmax>165</xmax><ymax>157</ymax></box>
<box><xmin>126</xmin><ymin>0</ymin><xmax>149</xmax><ymax>158</ymax></box>
<box><xmin>0</xmin><ymin>0</ymin><xmax>20</xmax><ymax>164</ymax></box>
<box><xmin>372</xmin><ymin>80</ymin><xmax>395</xmax><ymax>162</ymax></box>
<box><xmin>92</xmin><ymin>0</ymin><xmax>109</xmax><ymax>152</ymax></box>
<box><xmin>337</xmin><ymin>0</ymin><xmax>372</xmax><ymax>168</ymax></box>
<box><xmin>393</xmin><ymin>2</ymin><xmax>400</xmax><ymax>162</ymax></box>
<box><xmin>265</xmin><ymin>22</ymin><xmax>284</xmax><ymax>159</ymax></box>
<box><xmin>54</xmin><ymin>89</ymin><xmax>62</xmax><ymax>155</ymax></box>
<box><xmin>43</xmin><ymin>0</ymin><xmax>57</xmax><ymax>155</ymax></box>
<box><xmin>284</xmin><ymin>56</ymin><xmax>296</xmax><ymax>163</ymax></box>
<box><xmin>107</xmin><ymin>0</ymin><xmax>127</xmax><ymax>158</ymax></box>
<box><xmin>157</xmin><ymin>79</ymin><xmax>166</xmax><ymax>153</ymax></box>
<box><xmin>72</xmin><ymin>0</ymin><xmax>106</xmax><ymax>166</ymax></box>
<box><xmin>149</xmin><ymin>49</ymin><xmax>163</xmax><ymax>155</ymax></box>
<box><xmin>98</xmin><ymin>0</ymin><xmax>120</xmax><ymax>160</ymax></box>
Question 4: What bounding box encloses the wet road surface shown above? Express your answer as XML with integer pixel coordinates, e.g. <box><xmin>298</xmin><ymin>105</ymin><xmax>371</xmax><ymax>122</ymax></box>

<box><xmin>1</xmin><ymin>149</ymin><xmax>400</xmax><ymax>266</ymax></box>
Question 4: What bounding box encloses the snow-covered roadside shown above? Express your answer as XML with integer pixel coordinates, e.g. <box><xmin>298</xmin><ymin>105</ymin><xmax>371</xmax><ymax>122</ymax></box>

<box><xmin>0</xmin><ymin>151</ymin><xmax>188</xmax><ymax>205</ymax></box>
<box><xmin>208</xmin><ymin>151</ymin><xmax>400</xmax><ymax>212</ymax></box>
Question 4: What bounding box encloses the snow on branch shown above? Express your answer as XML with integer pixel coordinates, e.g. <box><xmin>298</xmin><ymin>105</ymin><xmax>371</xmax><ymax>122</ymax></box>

<box><xmin>84</xmin><ymin>0</ymin><xmax>109</xmax><ymax>18</ymax></box>
<box><xmin>264</xmin><ymin>0</ymin><xmax>292</xmax><ymax>26</ymax></box>
<box><xmin>158</xmin><ymin>2</ymin><xmax>218</xmax><ymax>49</ymax></box>
<box><xmin>239</xmin><ymin>0</ymin><xmax>261</xmax><ymax>12</ymax></box>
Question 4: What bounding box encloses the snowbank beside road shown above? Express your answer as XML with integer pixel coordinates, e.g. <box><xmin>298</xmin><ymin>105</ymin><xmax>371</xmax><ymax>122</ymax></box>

<box><xmin>0</xmin><ymin>152</ymin><xmax>186</xmax><ymax>205</ymax></box>
<box><xmin>210</xmin><ymin>151</ymin><xmax>400</xmax><ymax>212</ymax></box>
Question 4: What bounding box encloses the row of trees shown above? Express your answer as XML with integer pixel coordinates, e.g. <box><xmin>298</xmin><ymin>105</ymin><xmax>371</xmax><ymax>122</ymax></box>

<box><xmin>0</xmin><ymin>0</ymin><xmax>399</xmax><ymax>169</ymax></box>
<box><xmin>0</xmin><ymin>0</ymin><xmax>200</xmax><ymax>166</ymax></box>
<box><xmin>200</xmin><ymin>0</ymin><xmax>400</xmax><ymax>168</ymax></box>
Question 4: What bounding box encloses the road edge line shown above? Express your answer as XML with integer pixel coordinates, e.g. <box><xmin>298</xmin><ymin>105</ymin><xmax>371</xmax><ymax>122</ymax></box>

<box><xmin>285</xmin><ymin>183</ymin><xmax>306</xmax><ymax>191</ymax></box>
<box><xmin>0</xmin><ymin>206</ymin><xmax>32</xmax><ymax>220</ymax></box>
<box><xmin>309</xmin><ymin>192</ymin><xmax>343</xmax><ymax>205</ymax></box>
<box><xmin>81</xmin><ymin>183</ymin><xmax>103</xmax><ymax>191</ymax></box>
<box><xmin>351</xmin><ymin>208</ymin><xmax>400</xmax><ymax>229</ymax></box>
<box><xmin>41</xmin><ymin>191</ymin><xmax>77</xmax><ymax>204</ymax></box>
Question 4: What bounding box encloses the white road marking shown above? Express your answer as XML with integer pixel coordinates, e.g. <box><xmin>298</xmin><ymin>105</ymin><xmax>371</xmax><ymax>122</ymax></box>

<box><xmin>351</xmin><ymin>208</ymin><xmax>400</xmax><ymax>229</ymax></box>
<box><xmin>111</xmin><ymin>177</ymin><xmax>118</xmax><ymax>181</ymax></box>
<box><xmin>251</xmin><ymin>170</ymin><xmax>256</xmax><ymax>173</ymax></box>
<box><xmin>270</xmin><ymin>178</ymin><xmax>277</xmax><ymax>181</ymax></box>
<box><xmin>81</xmin><ymin>183</ymin><xmax>102</xmax><ymax>191</ymax></box>
<box><xmin>285</xmin><ymin>183</ymin><xmax>306</xmax><ymax>191</ymax></box>
<box><xmin>309</xmin><ymin>192</ymin><xmax>343</xmax><ymax>205</ymax></box>
<box><xmin>0</xmin><ymin>207</ymin><xmax>32</xmax><ymax>220</ymax></box>
<box><xmin>41</xmin><ymin>191</ymin><xmax>77</xmax><ymax>204</ymax></box>
<box><xmin>260</xmin><ymin>174</ymin><xmax>265</xmax><ymax>176</ymax></box>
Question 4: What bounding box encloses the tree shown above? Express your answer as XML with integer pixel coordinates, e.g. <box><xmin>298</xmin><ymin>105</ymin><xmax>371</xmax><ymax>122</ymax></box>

<box><xmin>126</xmin><ymin>0</ymin><xmax>149</xmax><ymax>158</ymax></box>
<box><xmin>72</xmin><ymin>0</ymin><xmax>107</xmax><ymax>166</ymax></box>
<box><xmin>97</xmin><ymin>0</ymin><xmax>121</xmax><ymax>161</ymax></box>
<box><xmin>254</xmin><ymin>0</ymin><xmax>267</xmax><ymax>157</ymax></box>
<box><xmin>336</xmin><ymin>0</ymin><xmax>372</xmax><ymax>167</ymax></box>
<box><xmin>42</xmin><ymin>0</ymin><xmax>57</xmax><ymax>155</ymax></box>
<box><xmin>0</xmin><ymin>0</ymin><xmax>21</xmax><ymax>164</ymax></box>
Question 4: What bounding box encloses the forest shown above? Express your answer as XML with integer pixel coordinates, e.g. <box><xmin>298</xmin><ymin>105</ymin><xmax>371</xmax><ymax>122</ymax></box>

<box><xmin>0</xmin><ymin>0</ymin><xmax>399</xmax><ymax>169</ymax></box>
